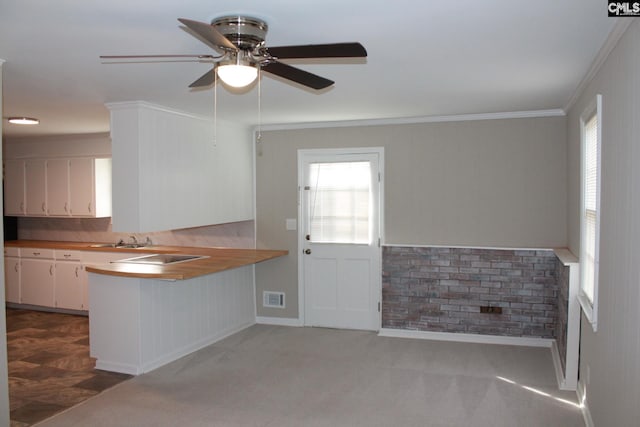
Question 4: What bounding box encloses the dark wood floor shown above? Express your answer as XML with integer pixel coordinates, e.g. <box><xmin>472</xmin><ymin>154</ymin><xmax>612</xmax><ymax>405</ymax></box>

<box><xmin>6</xmin><ymin>308</ymin><xmax>132</xmax><ymax>426</ymax></box>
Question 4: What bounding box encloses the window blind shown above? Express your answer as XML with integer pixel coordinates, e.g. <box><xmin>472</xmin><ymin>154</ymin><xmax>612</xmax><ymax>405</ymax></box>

<box><xmin>582</xmin><ymin>113</ymin><xmax>598</xmax><ymax>302</ymax></box>
<box><xmin>308</xmin><ymin>161</ymin><xmax>371</xmax><ymax>244</ymax></box>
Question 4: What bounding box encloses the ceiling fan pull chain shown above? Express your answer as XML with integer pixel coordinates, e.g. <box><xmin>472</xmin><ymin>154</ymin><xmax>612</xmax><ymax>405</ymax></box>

<box><xmin>257</xmin><ymin>68</ymin><xmax>262</xmax><ymax>144</ymax></box>
<box><xmin>213</xmin><ymin>70</ymin><xmax>218</xmax><ymax>148</ymax></box>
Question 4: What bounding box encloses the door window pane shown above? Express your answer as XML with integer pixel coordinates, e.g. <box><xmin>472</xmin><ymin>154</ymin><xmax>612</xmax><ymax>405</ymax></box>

<box><xmin>308</xmin><ymin>161</ymin><xmax>371</xmax><ymax>244</ymax></box>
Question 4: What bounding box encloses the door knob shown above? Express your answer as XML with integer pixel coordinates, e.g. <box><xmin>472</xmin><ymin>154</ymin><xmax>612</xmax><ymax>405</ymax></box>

<box><xmin>304</xmin><ymin>249</ymin><xmax>312</xmax><ymax>255</ymax></box>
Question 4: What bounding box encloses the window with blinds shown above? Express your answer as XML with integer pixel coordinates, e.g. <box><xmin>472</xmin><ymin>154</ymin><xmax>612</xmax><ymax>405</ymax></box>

<box><xmin>582</xmin><ymin>113</ymin><xmax>598</xmax><ymax>302</ymax></box>
<box><xmin>307</xmin><ymin>161</ymin><xmax>372</xmax><ymax>244</ymax></box>
<box><xmin>579</xmin><ymin>94</ymin><xmax>601</xmax><ymax>330</ymax></box>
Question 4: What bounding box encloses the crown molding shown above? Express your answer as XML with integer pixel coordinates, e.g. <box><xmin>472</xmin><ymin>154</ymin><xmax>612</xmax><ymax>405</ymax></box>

<box><xmin>564</xmin><ymin>18</ymin><xmax>635</xmax><ymax>113</ymax></box>
<box><xmin>256</xmin><ymin>109</ymin><xmax>565</xmax><ymax>132</ymax></box>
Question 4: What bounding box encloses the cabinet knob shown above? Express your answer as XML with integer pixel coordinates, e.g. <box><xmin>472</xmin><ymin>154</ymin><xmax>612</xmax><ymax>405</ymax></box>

<box><xmin>88</xmin><ymin>202</ymin><xmax>92</xmax><ymax>213</ymax></box>
<box><xmin>75</xmin><ymin>267</ymin><xmax>79</xmax><ymax>277</ymax></box>
<box><xmin>14</xmin><ymin>263</ymin><xmax>18</xmax><ymax>272</ymax></box>
<box><xmin>49</xmin><ymin>265</ymin><xmax>53</xmax><ymax>275</ymax></box>
<box><xmin>304</xmin><ymin>249</ymin><xmax>312</xmax><ymax>255</ymax></box>
<box><xmin>42</xmin><ymin>202</ymin><xmax>46</xmax><ymax>212</ymax></box>
<box><xmin>64</xmin><ymin>202</ymin><xmax>68</xmax><ymax>213</ymax></box>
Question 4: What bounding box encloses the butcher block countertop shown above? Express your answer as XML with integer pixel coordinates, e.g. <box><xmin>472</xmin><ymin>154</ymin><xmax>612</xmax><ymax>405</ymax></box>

<box><xmin>5</xmin><ymin>240</ymin><xmax>288</xmax><ymax>281</ymax></box>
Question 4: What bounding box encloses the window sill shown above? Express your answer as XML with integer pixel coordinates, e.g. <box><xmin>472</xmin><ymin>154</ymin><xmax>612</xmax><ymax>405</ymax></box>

<box><xmin>578</xmin><ymin>292</ymin><xmax>598</xmax><ymax>332</ymax></box>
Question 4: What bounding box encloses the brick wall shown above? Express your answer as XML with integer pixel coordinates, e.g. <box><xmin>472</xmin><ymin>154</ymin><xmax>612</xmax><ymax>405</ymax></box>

<box><xmin>382</xmin><ymin>246</ymin><xmax>558</xmax><ymax>338</ymax></box>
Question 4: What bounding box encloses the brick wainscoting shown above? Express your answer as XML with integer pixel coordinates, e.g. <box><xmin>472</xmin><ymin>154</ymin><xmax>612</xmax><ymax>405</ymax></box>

<box><xmin>382</xmin><ymin>246</ymin><xmax>559</xmax><ymax>338</ymax></box>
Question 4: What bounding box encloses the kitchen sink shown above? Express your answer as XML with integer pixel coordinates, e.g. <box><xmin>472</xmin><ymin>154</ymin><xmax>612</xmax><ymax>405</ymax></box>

<box><xmin>90</xmin><ymin>243</ymin><xmax>148</xmax><ymax>249</ymax></box>
<box><xmin>90</xmin><ymin>243</ymin><xmax>118</xmax><ymax>248</ymax></box>
<box><xmin>112</xmin><ymin>253</ymin><xmax>209</xmax><ymax>265</ymax></box>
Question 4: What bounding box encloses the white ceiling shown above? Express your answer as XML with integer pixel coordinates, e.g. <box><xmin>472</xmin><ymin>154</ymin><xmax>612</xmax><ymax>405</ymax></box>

<box><xmin>0</xmin><ymin>0</ymin><xmax>617</xmax><ymax>138</ymax></box>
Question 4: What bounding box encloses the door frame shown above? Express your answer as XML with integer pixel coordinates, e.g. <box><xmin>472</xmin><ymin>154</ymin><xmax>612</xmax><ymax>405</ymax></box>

<box><xmin>296</xmin><ymin>147</ymin><xmax>385</xmax><ymax>329</ymax></box>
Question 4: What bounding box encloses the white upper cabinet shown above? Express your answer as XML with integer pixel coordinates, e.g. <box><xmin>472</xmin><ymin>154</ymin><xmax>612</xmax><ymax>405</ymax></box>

<box><xmin>4</xmin><ymin>159</ymin><xmax>26</xmax><ymax>215</ymax></box>
<box><xmin>69</xmin><ymin>157</ymin><xmax>112</xmax><ymax>217</ymax></box>
<box><xmin>46</xmin><ymin>158</ymin><xmax>70</xmax><ymax>215</ymax></box>
<box><xmin>3</xmin><ymin>156</ymin><xmax>112</xmax><ymax>218</ymax></box>
<box><xmin>107</xmin><ymin>101</ymin><xmax>252</xmax><ymax>232</ymax></box>
<box><xmin>25</xmin><ymin>159</ymin><xmax>47</xmax><ymax>216</ymax></box>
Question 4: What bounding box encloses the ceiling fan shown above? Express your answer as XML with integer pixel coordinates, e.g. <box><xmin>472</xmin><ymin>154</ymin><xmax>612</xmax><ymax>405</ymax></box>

<box><xmin>101</xmin><ymin>15</ymin><xmax>367</xmax><ymax>90</ymax></box>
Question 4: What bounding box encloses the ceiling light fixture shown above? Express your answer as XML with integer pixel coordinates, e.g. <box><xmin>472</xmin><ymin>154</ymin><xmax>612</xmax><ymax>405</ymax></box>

<box><xmin>216</xmin><ymin>51</ymin><xmax>258</xmax><ymax>88</ymax></box>
<box><xmin>7</xmin><ymin>117</ymin><xmax>39</xmax><ymax>125</ymax></box>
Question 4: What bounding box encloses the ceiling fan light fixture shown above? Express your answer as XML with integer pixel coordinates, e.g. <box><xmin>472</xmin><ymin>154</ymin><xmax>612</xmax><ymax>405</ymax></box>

<box><xmin>216</xmin><ymin>50</ymin><xmax>258</xmax><ymax>88</ymax></box>
<box><xmin>217</xmin><ymin>63</ymin><xmax>258</xmax><ymax>88</ymax></box>
<box><xmin>7</xmin><ymin>117</ymin><xmax>39</xmax><ymax>125</ymax></box>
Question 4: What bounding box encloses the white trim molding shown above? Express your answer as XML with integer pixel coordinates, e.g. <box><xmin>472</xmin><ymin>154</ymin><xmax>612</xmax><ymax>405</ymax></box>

<box><xmin>564</xmin><ymin>19</ymin><xmax>634</xmax><ymax>112</ymax></box>
<box><xmin>383</xmin><ymin>243</ymin><xmax>555</xmax><ymax>252</ymax></box>
<box><xmin>257</xmin><ymin>109</ymin><xmax>565</xmax><ymax>132</ymax></box>
<box><xmin>255</xmin><ymin>316</ymin><xmax>303</xmax><ymax>327</ymax></box>
<box><xmin>378</xmin><ymin>328</ymin><xmax>554</xmax><ymax>348</ymax></box>
<box><xmin>105</xmin><ymin>100</ymin><xmax>213</xmax><ymax>122</ymax></box>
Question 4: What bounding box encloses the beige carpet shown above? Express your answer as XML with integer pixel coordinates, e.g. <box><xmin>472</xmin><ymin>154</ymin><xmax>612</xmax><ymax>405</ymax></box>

<box><xmin>36</xmin><ymin>325</ymin><xmax>584</xmax><ymax>427</ymax></box>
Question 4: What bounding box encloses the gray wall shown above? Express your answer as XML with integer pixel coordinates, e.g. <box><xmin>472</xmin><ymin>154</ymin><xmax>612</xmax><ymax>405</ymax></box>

<box><xmin>256</xmin><ymin>116</ymin><xmax>567</xmax><ymax>319</ymax></box>
<box><xmin>566</xmin><ymin>20</ymin><xmax>640</xmax><ymax>425</ymax></box>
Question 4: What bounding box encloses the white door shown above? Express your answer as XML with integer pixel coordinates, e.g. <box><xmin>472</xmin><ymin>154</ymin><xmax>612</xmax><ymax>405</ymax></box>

<box><xmin>299</xmin><ymin>148</ymin><xmax>382</xmax><ymax>331</ymax></box>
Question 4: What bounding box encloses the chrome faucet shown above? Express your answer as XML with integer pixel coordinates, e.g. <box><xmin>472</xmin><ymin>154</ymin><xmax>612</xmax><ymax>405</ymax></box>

<box><xmin>129</xmin><ymin>235</ymin><xmax>138</xmax><ymax>245</ymax></box>
<box><xmin>145</xmin><ymin>236</ymin><xmax>153</xmax><ymax>246</ymax></box>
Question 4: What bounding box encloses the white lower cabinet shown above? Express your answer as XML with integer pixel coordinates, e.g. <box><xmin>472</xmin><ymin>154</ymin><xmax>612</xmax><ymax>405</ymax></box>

<box><xmin>4</xmin><ymin>247</ymin><xmax>132</xmax><ymax>312</ymax></box>
<box><xmin>21</xmin><ymin>248</ymin><xmax>56</xmax><ymax>307</ymax></box>
<box><xmin>55</xmin><ymin>250</ymin><xmax>85</xmax><ymax>310</ymax></box>
<box><xmin>4</xmin><ymin>248</ymin><xmax>21</xmax><ymax>303</ymax></box>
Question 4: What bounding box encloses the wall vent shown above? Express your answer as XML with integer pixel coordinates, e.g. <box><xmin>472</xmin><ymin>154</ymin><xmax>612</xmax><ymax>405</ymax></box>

<box><xmin>263</xmin><ymin>291</ymin><xmax>285</xmax><ymax>308</ymax></box>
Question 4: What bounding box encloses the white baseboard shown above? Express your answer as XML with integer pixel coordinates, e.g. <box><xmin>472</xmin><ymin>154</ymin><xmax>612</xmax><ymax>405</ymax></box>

<box><xmin>256</xmin><ymin>316</ymin><xmax>303</xmax><ymax>327</ymax></box>
<box><xmin>95</xmin><ymin>321</ymin><xmax>256</xmax><ymax>375</ymax></box>
<box><xmin>577</xmin><ymin>381</ymin><xmax>594</xmax><ymax>427</ymax></box>
<box><xmin>140</xmin><ymin>321</ymin><xmax>255</xmax><ymax>374</ymax></box>
<box><xmin>378</xmin><ymin>328</ymin><xmax>554</xmax><ymax>348</ymax></box>
<box><xmin>95</xmin><ymin>360</ymin><xmax>140</xmax><ymax>375</ymax></box>
<box><xmin>550</xmin><ymin>340</ymin><xmax>569</xmax><ymax>390</ymax></box>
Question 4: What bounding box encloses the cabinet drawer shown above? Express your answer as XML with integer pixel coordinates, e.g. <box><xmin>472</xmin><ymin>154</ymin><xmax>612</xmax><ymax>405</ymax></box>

<box><xmin>55</xmin><ymin>250</ymin><xmax>82</xmax><ymax>261</ymax></box>
<box><xmin>22</xmin><ymin>248</ymin><xmax>55</xmax><ymax>259</ymax></box>
<box><xmin>4</xmin><ymin>247</ymin><xmax>20</xmax><ymax>257</ymax></box>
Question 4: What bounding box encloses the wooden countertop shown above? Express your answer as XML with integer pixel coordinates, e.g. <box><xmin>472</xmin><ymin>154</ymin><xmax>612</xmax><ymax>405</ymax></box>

<box><xmin>5</xmin><ymin>240</ymin><xmax>288</xmax><ymax>280</ymax></box>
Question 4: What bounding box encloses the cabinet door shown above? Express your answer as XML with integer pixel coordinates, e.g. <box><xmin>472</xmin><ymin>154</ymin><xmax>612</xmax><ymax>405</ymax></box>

<box><xmin>80</xmin><ymin>265</ymin><xmax>89</xmax><ymax>310</ymax></box>
<box><xmin>4</xmin><ymin>257</ymin><xmax>21</xmax><ymax>303</ymax></box>
<box><xmin>46</xmin><ymin>159</ymin><xmax>70</xmax><ymax>216</ymax></box>
<box><xmin>21</xmin><ymin>259</ymin><xmax>55</xmax><ymax>306</ymax></box>
<box><xmin>69</xmin><ymin>158</ymin><xmax>94</xmax><ymax>216</ymax></box>
<box><xmin>4</xmin><ymin>160</ymin><xmax>26</xmax><ymax>215</ymax></box>
<box><xmin>55</xmin><ymin>262</ymin><xmax>84</xmax><ymax>310</ymax></box>
<box><xmin>25</xmin><ymin>159</ymin><xmax>47</xmax><ymax>216</ymax></box>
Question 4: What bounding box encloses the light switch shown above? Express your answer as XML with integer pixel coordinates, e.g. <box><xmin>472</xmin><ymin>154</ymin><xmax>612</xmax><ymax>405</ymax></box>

<box><xmin>286</xmin><ymin>218</ymin><xmax>297</xmax><ymax>231</ymax></box>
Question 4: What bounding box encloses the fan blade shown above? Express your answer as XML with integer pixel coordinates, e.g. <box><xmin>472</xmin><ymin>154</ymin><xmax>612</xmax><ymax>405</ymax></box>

<box><xmin>100</xmin><ymin>54</ymin><xmax>215</xmax><ymax>59</ymax></box>
<box><xmin>178</xmin><ymin>18</ymin><xmax>237</xmax><ymax>51</ymax></box>
<box><xmin>189</xmin><ymin>68</ymin><xmax>216</xmax><ymax>88</ymax></box>
<box><xmin>262</xmin><ymin>61</ymin><xmax>333</xmax><ymax>90</ymax></box>
<box><xmin>267</xmin><ymin>42</ymin><xmax>367</xmax><ymax>59</ymax></box>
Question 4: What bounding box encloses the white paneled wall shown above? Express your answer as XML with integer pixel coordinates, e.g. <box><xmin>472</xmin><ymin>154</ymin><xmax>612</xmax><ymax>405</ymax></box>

<box><xmin>107</xmin><ymin>101</ymin><xmax>253</xmax><ymax>233</ymax></box>
<box><xmin>567</xmin><ymin>20</ymin><xmax>640</xmax><ymax>426</ymax></box>
<box><xmin>89</xmin><ymin>266</ymin><xmax>255</xmax><ymax>375</ymax></box>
